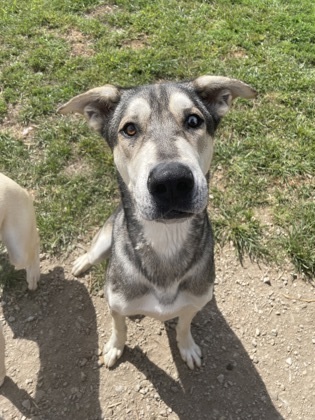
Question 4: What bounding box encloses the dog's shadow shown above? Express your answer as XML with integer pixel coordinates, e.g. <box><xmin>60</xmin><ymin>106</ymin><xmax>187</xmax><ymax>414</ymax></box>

<box><xmin>127</xmin><ymin>298</ymin><xmax>284</xmax><ymax>420</ymax></box>
<box><xmin>1</xmin><ymin>266</ymin><xmax>102</xmax><ymax>419</ymax></box>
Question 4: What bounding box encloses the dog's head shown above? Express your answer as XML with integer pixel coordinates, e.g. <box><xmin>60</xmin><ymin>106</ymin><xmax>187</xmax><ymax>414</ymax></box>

<box><xmin>59</xmin><ymin>76</ymin><xmax>256</xmax><ymax>221</ymax></box>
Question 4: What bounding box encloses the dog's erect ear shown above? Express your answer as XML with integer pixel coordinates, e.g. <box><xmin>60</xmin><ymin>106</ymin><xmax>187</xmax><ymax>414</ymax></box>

<box><xmin>57</xmin><ymin>85</ymin><xmax>121</xmax><ymax>132</ymax></box>
<box><xmin>193</xmin><ymin>76</ymin><xmax>257</xmax><ymax>117</ymax></box>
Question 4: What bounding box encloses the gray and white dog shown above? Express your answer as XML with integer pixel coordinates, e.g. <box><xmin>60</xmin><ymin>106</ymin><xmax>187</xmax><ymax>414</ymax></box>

<box><xmin>58</xmin><ymin>76</ymin><xmax>256</xmax><ymax>369</ymax></box>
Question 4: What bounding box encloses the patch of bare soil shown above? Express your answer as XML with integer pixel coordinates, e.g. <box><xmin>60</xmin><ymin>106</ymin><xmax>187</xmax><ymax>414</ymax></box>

<box><xmin>0</xmin><ymin>247</ymin><xmax>314</xmax><ymax>419</ymax></box>
<box><xmin>87</xmin><ymin>5</ymin><xmax>120</xmax><ymax>19</ymax></box>
<box><xmin>62</xmin><ymin>29</ymin><xmax>94</xmax><ymax>58</ymax></box>
<box><xmin>2</xmin><ymin>104</ymin><xmax>36</xmax><ymax>145</ymax></box>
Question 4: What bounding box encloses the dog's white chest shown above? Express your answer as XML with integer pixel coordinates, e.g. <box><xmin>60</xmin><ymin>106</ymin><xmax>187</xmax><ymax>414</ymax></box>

<box><xmin>107</xmin><ymin>283</ymin><xmax>213</xmax><ymax>322</ymax></box>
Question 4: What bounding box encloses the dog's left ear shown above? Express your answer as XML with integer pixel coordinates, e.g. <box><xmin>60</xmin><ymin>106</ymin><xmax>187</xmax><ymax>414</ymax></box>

<box><xmin>57</xmin><ymin>85</ymin><xmax>121</xmax><ymax>132</ymax></box>
<box><xmin>193</xmin><ymin>76</ymin><xmax>257</xmax><ymax>117</ymax></box>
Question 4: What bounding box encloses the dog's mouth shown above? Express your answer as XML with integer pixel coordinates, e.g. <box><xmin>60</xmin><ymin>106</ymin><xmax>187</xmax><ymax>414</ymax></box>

<box><xmin>155</xmin><ymin>209</ymin><xmax>194</xmax><ymax>222</ymax></box>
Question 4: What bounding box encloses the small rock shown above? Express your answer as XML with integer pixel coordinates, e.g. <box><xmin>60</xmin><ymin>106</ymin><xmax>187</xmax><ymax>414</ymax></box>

<box><xmin>263</xmin><ymin>276</ymin><xmax>271</xmax><ymax>285</ymax></box>
<box><xmin>22</xmin><ymin>400</ymin><xmax>31</xmax><ymax>410</ymax></box>
<box><xmin>217</xmin><ymin>374</ymin><xmax>224</xmax><ymax>384</ymax></box>
<box><xmin>286</xmin><ymin>357</ymin><xmax>292</xmax><ymax>366</ymax></box>
<box><xmin>255</xmin><ymin>328</ymin><xmax>261</xmax><ymax>337</ymax></box>
<box><xmin>35</xmin><ymin>390</ymin><xmax>45</xmax><ymax>402</ymax></box>
<box><xmin>79</xmin><ymin>358</ymin><xmax>88</xmax><ymax>367</ymax></box>
<box><xmin>8</xmin><ymin>316</ymin><xmax>16</xmax><ymax>322</ymax></box>
<box><xmin>97</xmin><ymin>358</ymin><xmax>104</xmax><ymax>368</ymax></box>
<box><xmin>114</xmin><ymin>385</ymin><xmax>124</xmax><ymax>393</ymax></box>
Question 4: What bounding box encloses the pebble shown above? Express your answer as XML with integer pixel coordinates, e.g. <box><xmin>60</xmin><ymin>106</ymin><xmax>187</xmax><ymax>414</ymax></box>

<box><xmin>35</xmin><ymin>390</ymin><xmax>45</xmax><ymax>402</ymax></box>
<box><xmin>286</xmin><ymin>357</ymin><xmax>292</xmax><ymax>366</ymax></box>
<box><xmin>22</xmin><ymin>400</ymin><xmax>31</xmax><ymax>410</ymax></box>
<box><xmin>217</xmin><ymin>374</ymin><xmax>224</xmax><ymax>384</ymax></box>
<box><xmin>263</xmin><ymin>276</ymin><xmax>271</xmax><ymax>285</ymax></box>
<box><xmin>97</xmin><ymin>358</ymin><xmax>104</xmax><ymax>368</ymax></box>
<box><xmin>79</xmin><ymin>358</ymin><xmax>88</xmax><ymax>367</ymax></box>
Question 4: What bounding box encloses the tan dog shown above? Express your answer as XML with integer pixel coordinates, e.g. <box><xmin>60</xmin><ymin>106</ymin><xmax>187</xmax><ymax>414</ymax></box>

<box><xmin>0</xmin><ymin>173</ymin><xmax>40</xmax><ymax>385</ymax></box>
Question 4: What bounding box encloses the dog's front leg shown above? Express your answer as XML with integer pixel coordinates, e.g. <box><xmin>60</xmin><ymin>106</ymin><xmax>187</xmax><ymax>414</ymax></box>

<box><xmin>0</xmin><ymin>324</ymin><xmax>5</xmax><ymax>386</ymax></box>
<box><xmin>104</xmin><ymin>309</ymin><xmax>127</xmax><ymax>368</ymax></box>
<box><xmin>176</xmin><ymin>309</ymin><xmax>202</xmax><ymax>370</ymax></box>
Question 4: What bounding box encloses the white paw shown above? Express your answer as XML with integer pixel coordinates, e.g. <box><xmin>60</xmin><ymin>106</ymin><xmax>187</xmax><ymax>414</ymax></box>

<box><xmin>103</xmin><ymin>338</ymin><xmax>125</xmax><ymax>368</ymax></box>
<box><xmin>72</xmin><ymin>254</ymin><xmax>92</xmax><ymax>276</ymax></box>
<box><xmin>178</xmin><ymin>338</ymin><xmax>202</xmax><ymax>370</ymax></box>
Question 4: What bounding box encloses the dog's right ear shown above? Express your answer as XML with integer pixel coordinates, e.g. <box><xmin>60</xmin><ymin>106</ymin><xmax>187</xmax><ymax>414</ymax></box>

<box><xmin>57</xmin><ymin>85</ymin><xmax>121</xmax><ymax>132</ymax></box>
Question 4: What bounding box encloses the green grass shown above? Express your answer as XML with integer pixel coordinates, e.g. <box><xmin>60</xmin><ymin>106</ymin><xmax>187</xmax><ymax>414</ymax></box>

<box><xmin>0</xmin><ymin>0</ymin><xmax>315</xmax><ymax>287</ymax></box>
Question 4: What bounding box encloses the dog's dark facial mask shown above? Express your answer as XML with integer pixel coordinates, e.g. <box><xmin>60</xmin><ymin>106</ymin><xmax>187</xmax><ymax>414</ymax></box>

<box><xmin>58</xmin><ymin>76</ymin><xmax>257</xmax><ymax>221</ymax></box>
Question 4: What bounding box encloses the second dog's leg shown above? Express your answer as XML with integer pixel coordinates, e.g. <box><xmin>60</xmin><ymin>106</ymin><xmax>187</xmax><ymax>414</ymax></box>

<box><xmin>176</xmin><ymin>309</ymin><xmax>202</xmax><ymax>370</ymax></box>
<box><xmin>103</xmin><ymin>310</ymin><xmax>127</xmax><ymax>368</ymax></box>
<box><xmin>72</xmin><ymin>212</ymin><xmax>116</xmax><ymax>276</ymax></box>
<box><xmin>26</xmin><ymin>242</ymin><xmax>40</xmax><ymax>291</ymax></box>
<box><xmin>0</xmin><ymin>324</ymin><xmax>5</xmax><ymax>386</ymax></box>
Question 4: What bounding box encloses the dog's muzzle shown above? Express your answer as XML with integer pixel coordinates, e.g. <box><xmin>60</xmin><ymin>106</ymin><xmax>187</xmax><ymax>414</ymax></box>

<box><xmin>147</xmin><ymin>162</ymin><xmax>196</xmax><ymax>220</ymax></box>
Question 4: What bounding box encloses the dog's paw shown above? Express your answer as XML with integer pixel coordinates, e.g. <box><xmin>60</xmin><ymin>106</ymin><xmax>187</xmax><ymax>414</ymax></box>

<box><xmin>177</xmin><ymin>338</ymin><xmax>202</xmax><ymax>370</ymax></box>
<box><xmin>103</xmin><ymin>338</ymin><xmax>125</xmax><ymax>368</ymax></box>
<box><xmin>72</xmin><ymin>254</ymin><xmax>92</xmax><ymax>276</ymax></box>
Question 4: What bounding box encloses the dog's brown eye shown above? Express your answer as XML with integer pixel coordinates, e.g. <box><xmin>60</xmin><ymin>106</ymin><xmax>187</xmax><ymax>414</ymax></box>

<box><xmin>186</xmin><ymin>114</ymin><xmax>203</xmax><ymax>129</ymax></box>
<box><xmin>122</xmin><ymin>123</ymin><xmax>137</xmax><ymax>137</ymax></box>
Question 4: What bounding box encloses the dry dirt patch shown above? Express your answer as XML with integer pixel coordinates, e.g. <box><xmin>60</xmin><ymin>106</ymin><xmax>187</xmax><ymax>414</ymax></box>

<box><xmin>0</xmin><ymin>248</ymin><xmax>314</xmax><ymax>419</ymax></box>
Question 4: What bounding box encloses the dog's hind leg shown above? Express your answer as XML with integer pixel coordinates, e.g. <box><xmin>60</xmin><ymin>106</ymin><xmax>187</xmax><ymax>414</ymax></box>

<box><xmin>176</xmin><ymin>309</ymin><xmax>202</xmax><ymax>370</ymax></box>
<box><xmin>25</xmin><ymin>243</ymin><xmax>40</xmax><ymax>291</ymax></box>
<box><xmin>0</xmin><ymin>324</ymin><xmax>5</xmax><ymax>386</ymax></box>
<box><xmin>72</xmin><ymin>212</ymin><xmax>116</xmax><ymax>276</ymax></box>
<box><xmin>103</xmin><ymin>309</ymin><xmax>127</xmax><ymax>368</ymax></box>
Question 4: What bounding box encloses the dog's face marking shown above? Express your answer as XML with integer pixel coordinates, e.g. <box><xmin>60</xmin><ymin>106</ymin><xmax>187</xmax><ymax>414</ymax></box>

<box><xmin>59</xmin><ymin>76</ymin><xmax>257</xmax><ymax>222</ymax></box>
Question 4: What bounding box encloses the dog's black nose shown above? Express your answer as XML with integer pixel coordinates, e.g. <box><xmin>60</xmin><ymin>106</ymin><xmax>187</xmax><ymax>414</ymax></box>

<box><xmin>147</xmin><ymin>162</ymin><xmax>194</xmax><ymax>204</ymax></box>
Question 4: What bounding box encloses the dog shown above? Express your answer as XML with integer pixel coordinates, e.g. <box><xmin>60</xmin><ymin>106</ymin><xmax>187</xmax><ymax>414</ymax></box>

<box><xmin>0</xmin><ymin>173</ymin><xmax>40</xmax><ymax>385</ymax></box>
<box><xmin>58</xmin><ymin>75</ymin><xmax>257</xmax><ymax>369</ymax></box>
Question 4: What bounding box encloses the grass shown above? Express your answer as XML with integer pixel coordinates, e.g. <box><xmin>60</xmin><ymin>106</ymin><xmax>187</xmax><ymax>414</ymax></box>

<box><xmin>0</xmin><ymin>0</ymin><xmax>315</xmax><ymax>288</ymax></box>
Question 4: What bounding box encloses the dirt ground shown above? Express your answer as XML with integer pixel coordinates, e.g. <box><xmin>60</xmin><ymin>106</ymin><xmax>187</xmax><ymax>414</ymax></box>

<box><xmin>0</xmin><ymin>246</ymin><xmax>314</xmax><ymax>420</ymax></box>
